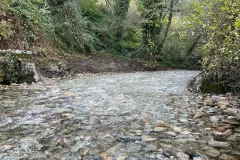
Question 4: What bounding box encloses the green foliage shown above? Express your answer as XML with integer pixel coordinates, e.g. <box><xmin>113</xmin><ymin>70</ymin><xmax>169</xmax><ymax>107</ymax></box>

<box><xmin>113</xmin><ymin>0</ymin><xmax>130</xmax><ymax>53</ymax></box>
<box><xmin>49</xmin><ymin>0</ymin><xmax>110</xmax><ymax>53</ymax></box>
<box><xmin>0</xmin><ymin>0</ymin><xmax>14</xmax><ymax>39</ymax></box>
<box><xmin>0</xmin><ymin>0</ymin><xmax>203</xmax><ymax>72</ymax></box>
<box><xmin>114</xmin><ymin>0</ymin><xmax>130</xmax><ymax>21</ymax></box>
<box><xmin>137</xmin><ymin>0</ymin><xmax>164</xmax><ymax>57</ymax></box>
<box><xmin>0</xmin><ymin>0</ymin><xmax>13</xmax><ymax>14</ymax></box>
<box><xmin>80</xmin><ymin>0</ymin><xmax>103</xmax><ymax>19</ymax></box>
<box><xmin>0</xmin><ymin>0</ymin><xmax>54</xmax><ymax>49</ymax></box>
<box><xmin>136</xmin><ymin>0</ymin><xmax>176</xmax><ymax>59</ymax></box>
<box><xmin>0</xmin><ymin>54</ymin><xmax>22</xmax><ymax>83</ymax></box>
<box><xmin>120</xmin><ymin>26</ymin><xmax>142</xmax><ymax>56</ymax></box>
<box><xmin>0</xmin><ymin>20</ymin><xmax>13</xmax><ymax>39</ymax></box>
<box><xmin>186</xmin><ymin>0</ymin><xmax>240</xmax><ymax>93</ymax></box>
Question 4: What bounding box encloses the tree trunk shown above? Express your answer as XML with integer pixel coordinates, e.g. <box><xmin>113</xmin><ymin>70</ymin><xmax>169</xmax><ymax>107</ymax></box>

<box><xmin>186</xmin><ymin>35</ymin><xmax>201</xmax><ymax>56</ymax></box>
<box><xmin>157</xmin><ymin>0</ymin><xmax>174</xmax><ymax>53</ymax></box>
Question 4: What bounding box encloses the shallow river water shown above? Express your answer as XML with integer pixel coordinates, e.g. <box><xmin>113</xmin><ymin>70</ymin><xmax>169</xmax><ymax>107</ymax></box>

<box><xmin>0</xmin><ymin>71</ymin><xmax>239</xmax><ymax>160</ymax></box>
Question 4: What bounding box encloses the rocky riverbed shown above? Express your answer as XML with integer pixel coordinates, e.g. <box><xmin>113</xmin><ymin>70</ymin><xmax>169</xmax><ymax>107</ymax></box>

<box><xmin>0</xmin><ymin>71</ymin><xmax>239</xmax><ymax>160</ymax></box>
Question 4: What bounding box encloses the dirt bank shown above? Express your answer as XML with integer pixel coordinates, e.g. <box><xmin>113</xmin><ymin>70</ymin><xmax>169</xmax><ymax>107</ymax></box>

<box><xmin>38</xmin><ymin>54</ymin><xmax>151</xmax><ymax>78</ymax></box>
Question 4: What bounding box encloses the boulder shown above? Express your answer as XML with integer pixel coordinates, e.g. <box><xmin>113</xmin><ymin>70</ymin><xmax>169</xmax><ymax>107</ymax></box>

<box><xmin>0</xmin><ymin>51</ymin><xmax>40</xmax><ymax>84</ymax></box>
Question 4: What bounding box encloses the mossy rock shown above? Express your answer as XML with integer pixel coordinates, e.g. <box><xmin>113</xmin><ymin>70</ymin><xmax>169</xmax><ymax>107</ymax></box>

<box><xmin>191</xmin><ymin>72</ymin><xmax>232</xmax><ymax>94</ymax></box>
<box><xmin>200</xmin><ymin>81</ymin><xmax>231</xmax><ymax>94</ymax></box>
<box><xmin>0</xmin><ymin>52</ymin><xmax>40</xmax><ymax>84</ymax></box>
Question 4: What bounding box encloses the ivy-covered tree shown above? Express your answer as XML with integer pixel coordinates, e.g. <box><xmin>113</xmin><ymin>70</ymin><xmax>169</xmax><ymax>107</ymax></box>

<box><xmin>113</xmin><ymin>0</ymin><xmax>130</xmax><ymax>52</ymax></box>
<box><xmin>137</xmin><ymin>0</ymin><xmax>176</xmax><ymax>59</ymax></box>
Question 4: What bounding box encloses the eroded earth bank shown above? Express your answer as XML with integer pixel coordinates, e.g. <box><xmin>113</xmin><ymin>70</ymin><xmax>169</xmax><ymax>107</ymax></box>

<box><xmin>0</xmin><ymin>71</ymin><xmax>240</xmax><ymax>160</ymax></box>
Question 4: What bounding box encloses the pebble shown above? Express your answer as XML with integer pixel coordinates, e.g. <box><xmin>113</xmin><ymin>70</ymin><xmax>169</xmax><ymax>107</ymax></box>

<box><xmin>224</xmin><ymin>108</ymin><xmax>238</xmax><ymax>115</ymax></box>
<box><xmin>0</xmin><ymin>145</ymin><xmax>16</xmax><ymax>152</ymax></box>
<box><xmin>180</xmin><ymin>130</ymin><xmax>191</xmax><ymax>135</ymax></box>
<box><xmin>141</xmin><ymin>135</ymin><xmax>156</xmax><ymax>142</ymax></box>
<box><xmin>165</xmin><ymin>131</ymin><xmax>177</xmax><ymax>136</ymax></box>
<box><xmin>222</xmin><ymin>119</ymin><xmax>239</xmax><ymax>125</ymax></box>
<box><xmin>0</xmin><ymin>71</ymin><xmax>239</xmax><ymax>159</ymax></box>
<box><xmin>211</xmin><ymin>129</ymin><xmax>232</xmax><ymax>137</ymax></box>
<box><xmin>194</xmin><ymin>112</ymin><xmax>203</xmax><ymax>118</ymax></box>
<box><xmin>208</xmin><ymin>140</ymin><xmax>230</xmax><ymax>148</ymax></box>
<box><xmin>234</xmin><ymin>128</ymin><xmax>240</xmax><ymax>133</ymax></box>
<box><xmin>100</xmin><ymin>152</ymin><xmax>112</xmax><ymax>160</ymax></box>
<box><xmin>71</xmin><ymin>142</ymin><xmax>84</xmax><ymax>152</ymax></box>
<box><xmin>203</xmin><ymin>147</ymin><xmax>221</xmax><ymax>158</ymax></box>
<box><xmin>218</xmin><ymin>100</ymin><xmax>230</xmax><ymax>108</ymax></box>
<box><xmin>210</xmin><ymin>116</ymin><xmax>219</xmax><ymax>123</ymax></box>
<box><xmin>176</xmin><ymin>152</ymin><xmax>189</xmax><ymax>160</ymax></box>
<box><xmin>179</xmin><ymin>118</ymin><xmax>188</xmax><ymax>123</ymax></box>
<box><xmin>62</xmin><ymin>113</ymin><xmax>76</xmax><ymax>119</ymax></box>
<box><xmin>219</xmin><ymin>154</ymin><xmax>237</xmax><ymax>160</ymax></box>
<box><xmin>154</xmin><ymin>127</ymin><xmax>168</xmax><ymax>132</ymax></box>
<box><xmin>172</xmin><ymin>127</ymin><xmax>182</xmax><ymax>132</ymax></box>
<box><xmin>116</xmin><ymin>155</ymin><xmax>128</xmax><ymax>160</ymax></box>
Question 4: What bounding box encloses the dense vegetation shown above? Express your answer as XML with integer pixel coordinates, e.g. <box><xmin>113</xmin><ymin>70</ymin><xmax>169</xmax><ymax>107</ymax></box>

<box><xmin>186</xmin><ymin>0</ymin><xmax>240</xmax><ymax>93</ymax></box>
<box><xmin>0</xmin><ymin>0</ymin><xmax>239</xmax><ymax>93</ymax></box>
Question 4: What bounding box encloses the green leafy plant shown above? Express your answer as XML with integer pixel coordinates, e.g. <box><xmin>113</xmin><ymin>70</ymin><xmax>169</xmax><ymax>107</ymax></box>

<box><xmin>1</xmin><ymin>54</ymin><xmax>22</xmax><ymax>83</ymax></box>
<box><xmin>186</xmin><ymin>0</ymin><xmax>240</xmax><ymax>93</ymax></box>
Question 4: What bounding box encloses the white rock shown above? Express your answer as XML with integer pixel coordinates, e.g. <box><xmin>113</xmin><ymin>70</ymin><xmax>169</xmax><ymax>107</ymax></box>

<box><xmin>154</xmin><ymin>127</ymin><xmax>168</xmax><ymax>132</ymax></box>
<box><xmin>172</xmin><ymin>127</ymin><xmax>182</xmax><ymax>132</ymax></box>
<box><xmin>176</xmin><ymin>152</ymin><xmax>189</xmax><ymax>160</ymax></box>
<box><xmin>204</xmin><ymin>147</ymin><xmax>221</xmax><ymax>157</ymax></box>
<box><xmin>224</xmin><ymin>108</ymin><xmax>238</xmax><ymax>115</ymax></box>
<box><xmin>210</xmin><ymin>116</ymin><xmax>219</xmax><ymax>123</ymax></box>
<box><xmin>194</xmin><ymin>112</ymin><xmax>203</xmax><ymax>119</ymax></box>
<box><xmin>208</xmin><ymin>140</ymin><xmax>230</xmax><ymax>148</ymax></box>
<box><xmin>71</xmin><ymin>142</ymin><xmax>84</xmax><ymax>152</ymax></box>
<box><xmin>218</xmin><ymin>100</ymin><xmax>230</xmax><ymax>108</ymax></box>
<box><xmin>142</xmin><ymin>135</ymin><xmax>156</xmax><ymax>142</ymax></box>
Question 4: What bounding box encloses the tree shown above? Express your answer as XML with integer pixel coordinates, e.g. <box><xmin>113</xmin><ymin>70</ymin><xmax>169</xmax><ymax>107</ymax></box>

<box><xmin>187</xmin><ymin>0</ymin><xmax>240</xmax><ymax>92</ymax></box>
<box><xmin>137</xmin><ymin>0</ymin><xmax>178</xmax><ymax>59</ymax></box>
<box><xmin>113</xmin><ymin>0</ymin><xmax>130</xmax><ymax>52</ymax></box>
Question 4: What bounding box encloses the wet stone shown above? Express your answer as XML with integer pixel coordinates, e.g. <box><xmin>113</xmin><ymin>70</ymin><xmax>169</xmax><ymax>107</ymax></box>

<box><xmin>222</xmin><ymin>119</ymin><xmax>239</xmax><ymax>125</ymax></box>
<box><xmin>223</xmin><ymin>108</ymin><xmax>238</xmax><ymax>115</ymax></box>
<box><xmin>116</xmin><ymin>155</ymin><xmax>128</xmax><ymax>160</ymax></box>
<box><xmin>176</xmin><ymin>152</ymin><xmax>189</xmax><ymax>160</ymax></box>
<box><xmin>208</xmin><ymin>140</ymin><xmax>230</xmax><ymax>148</ymax></box>
<box><xmin>1</xmin><ymin>70</ymin><xmax>239</xmax><ymax>159</ymax></box>
<box><xmin>71</xmin><ymin>141</ymin><xmax>84</xmax><ymax>152</ymax></box>
<box><xmin>154</xmin><ymin>127</ymin><xmax>168</xmax><ymax>132</ymax></box>
<box><xmin>62</xmin><ymin>113</ymin><xmax>76</xmax><ymax>119</ymax></box>
<box><xmin>127</xmin><ymin>157</ymin><xmax>139</xmax><ymax>160</ymax></box>
<box><xmin>172</xmin><ymin>126</ymin><xmax>182</xmax><ymax>133</ymax></box>
<box><xmin>234</xmin><ymin>128</ymin><xmax>240</xmax><ymax>133</ymax></box>
<box><xmin>141</xmin><ymin>135</ymin><xmax>156</xmax><ymax>142</ymax></box>
<box><xmin>203</xmin><ymin>147</ymin><xmax>221</xmax><ymax>158</ymax></box>
<box><xmin>117</xmin><ymin>135</ymin><xmax>141</xmax><ymax>142</ymax></box>
<box><xmin>219</xmin><ymin>154</ymin><xmax>237</xmax><ymax>160</ymax></box>
<box><xmin>145</xmin><ymin>143</ymin><xmax>158</xmax><ymax>151</ymax></box>
<box><xmin>194</xmin><ymin>112</ymin><xmax>203</xmax><ymax>119</ymax></box>
<box><xmin>210</xmin><ymin>116</ymin><xmax>219</xmax><ymax>123</ymax></box>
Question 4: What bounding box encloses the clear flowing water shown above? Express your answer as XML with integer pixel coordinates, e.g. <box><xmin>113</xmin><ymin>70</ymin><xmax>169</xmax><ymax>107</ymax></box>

<box><xmin>0</xmin><ymin>71</ymin><xmax>239</xmax><ymax>160</ymax></box>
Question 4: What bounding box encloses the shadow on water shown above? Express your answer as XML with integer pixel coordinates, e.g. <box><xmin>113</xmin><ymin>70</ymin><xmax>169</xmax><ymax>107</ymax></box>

<box><xmin>200</xmin><ymin>81</ymin><xmax>232</xmax><ymax>94</ymax></box>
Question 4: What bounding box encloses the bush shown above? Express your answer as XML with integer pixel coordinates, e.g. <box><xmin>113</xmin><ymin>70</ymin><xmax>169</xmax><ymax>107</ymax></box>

<box><xmin>0</xmin><ymin>54</ymin><xmax>22</xmax><ymax>83</ymax></box>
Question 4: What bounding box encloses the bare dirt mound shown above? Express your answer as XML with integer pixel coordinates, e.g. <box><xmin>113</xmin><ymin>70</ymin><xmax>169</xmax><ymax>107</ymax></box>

<box><xmin>39</xmin><ymin>54</ymin><xmax>149</xmax><ymax>78</ymax></box>
<box><xmin>66</xmin><ymin>55</ymin><xmax>147</xmax><ymax>73</ymax></box>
